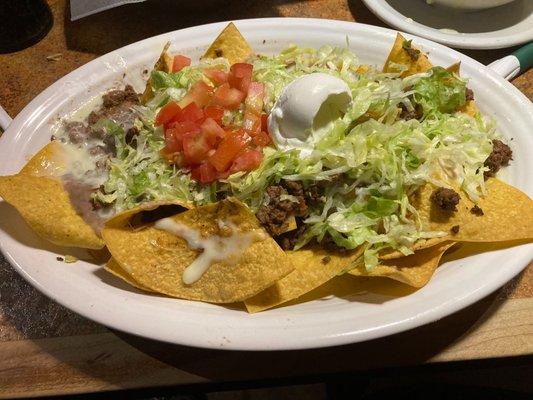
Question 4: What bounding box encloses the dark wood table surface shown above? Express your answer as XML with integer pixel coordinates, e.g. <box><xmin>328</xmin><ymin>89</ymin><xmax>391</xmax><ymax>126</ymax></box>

<box><xmin>0</xmin><ymin>1</ymin><xmax>531</xmax><ymax>398</ymax></box>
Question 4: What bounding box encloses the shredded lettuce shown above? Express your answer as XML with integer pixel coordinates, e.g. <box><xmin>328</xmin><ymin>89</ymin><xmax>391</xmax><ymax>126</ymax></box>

<box><xmin>95</xmin><ymin>45</ymin><xmax>497</xmax><ymax>269</ymax></box>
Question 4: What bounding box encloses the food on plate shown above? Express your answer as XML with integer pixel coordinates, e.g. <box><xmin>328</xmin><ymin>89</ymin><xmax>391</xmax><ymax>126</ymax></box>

<box><xmin>0</xmin><ymin>23</ymin><xmax>532</xmax><ymax>311</ymax></box>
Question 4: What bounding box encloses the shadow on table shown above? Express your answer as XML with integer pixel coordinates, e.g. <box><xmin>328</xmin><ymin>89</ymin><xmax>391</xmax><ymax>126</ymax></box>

<box><xmin>63</xmin><ymin>0</ymin><xmax>299</xmax><ymax>55</ymax></box>
<box><xmin>109</xmin><ymin>290</ymin><xmax>504</xmax><ymax>382</ymax></box>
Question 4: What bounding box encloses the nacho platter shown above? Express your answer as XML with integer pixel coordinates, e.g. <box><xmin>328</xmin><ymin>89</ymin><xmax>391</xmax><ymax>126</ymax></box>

<box><xmin>1</xmin><ymin>19</ymin><xmax>523</xmax><ymax>350</ymax></box>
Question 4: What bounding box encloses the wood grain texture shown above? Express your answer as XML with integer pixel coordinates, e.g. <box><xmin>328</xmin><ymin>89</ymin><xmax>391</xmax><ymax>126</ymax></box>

<box><xmin>0</xmin><ymin>0</ymin><xmax>531</xmax><ymax>397</ymax></box>
<box><xmin>0</xmin><ymin>297</ymin><xmax>531</xmax><ymax>399</ymax></box>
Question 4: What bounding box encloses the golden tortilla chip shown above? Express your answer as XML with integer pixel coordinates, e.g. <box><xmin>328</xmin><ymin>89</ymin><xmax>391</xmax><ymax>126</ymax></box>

<box><xmin>244</xmin><ymin>245</ymin><xmax>364</xmax><ymax>313</ymax></box>
<box><xmin>20</xmin><ymin>141</ymin><xmax>66</xmax><ymax>177</ymax></box>
<box><xmin>202</xmin><ymin>22</ymin><xmax>252</xmax><ymax>65</ymax></box>
<box><xmin>102</xmin><ymin>198</ymin><xmax>292</xmax><ymax>303</ymax></box>
<box><xmin>0</xmin><ymin>174</ymin><xmax>104</xmax><ymax>249</ymax></box>
<box><xmin>459</xmin><ymin>100</ymin><xmax>479</xmax><ymax>117</ymax></box>
<box><xmin>105</xmin><ymin>258</ymin><xmax>154</xmax><ymax>292</ymax></box>
<box><xmin>383</xmin><ymin>33</ymin><xmax>433</xmax><ymax>77</ymax></box>
<box><xmin>350</xmin><ymin>242</ymin><xmax>456</xmax><ymax>288</ymax></box>
<box><xmin>446</xmin><ymin>61</ymin><xmax>461</xmax><ymax>75</ymax></box>
<box><xmin>382</xmin><ymin>178</ymin><xmax>533</xmax><ymax>259</ymax></box>
<box><xmin>141</xmin><ymin>42</ymin><xmax>173</xmax><ymax>104</ymax></box>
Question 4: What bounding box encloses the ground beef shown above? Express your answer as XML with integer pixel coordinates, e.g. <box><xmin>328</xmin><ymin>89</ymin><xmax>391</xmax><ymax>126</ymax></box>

<box><xmin>431</xmin><ymin>187</ymin><xmax>460</xmax><ymax>212</ymax></box>
<box><xmin>470</xmin><ymin>205</ymin><xmax>484</xmax><ymax>216</ymax></box>
<box><xmin>102</xmin><ymin>85</ymin><xmax>138</xmax><ymax>107</ymax></box>
<box><xmin>399</xmin><ymin>103</ymin><xmax>422</xmax><ymax>121</ymax></box>
<box><xmin>319</xmin><ymin>233</ymin><xmax>349</xmax><ymax>254</ymax></box>
<box><xmin>450</xmin><ymin>225</ymin><xmax>460</xmax><ymax>234</ymax></box>
<box><xmin>404</xmin><ymin>46</ymin><xmax>420</xmax><ymax>61</ymax></box>
<box><xmin>256</xmin><ymin>181</ymin><xmax>308</xmax><ymax>236</ymax></box>
<box><xmin>484</xmin><ymin>139</ymin><xmax>512</xmax><ymax>178</ymax></box>
<box><xmin>276</xmin><ymin>222</ymin><xmax>307</xmax><ymax>251</ymax></box>
<box><xmin>88</xmin><ymin>85</ymin><xmax>139</xmax><ymax>133</ymax></box>
<box><xmin>465</xmin><ymin>88</ymin><xmax>474</xmax><ymax>101</ymax></box>
<box><xmin>65</xmin><ymin>121</ymin><xmax>92</xmax><ymax>144</ymax></box>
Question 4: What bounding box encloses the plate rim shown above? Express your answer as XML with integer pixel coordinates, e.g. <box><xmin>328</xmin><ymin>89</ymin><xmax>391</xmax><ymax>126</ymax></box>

<box><xmin>0</xmin><ymin>17</ymin><xmax>532</xmax><ymax>351</ymax></box>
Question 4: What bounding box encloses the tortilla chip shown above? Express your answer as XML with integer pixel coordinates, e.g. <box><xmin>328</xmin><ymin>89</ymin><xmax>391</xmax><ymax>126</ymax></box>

<box><xmin>202</xmin><ymin>22</ymin><xmax>252</xmax><ymax>65</ymax></box>
<box><xmin>0</xmin><ymin>174</ymin><xmax>104</xmax><ymax>249</ymax></box>
<box><xmin>379</xmin><ymin>237</ymin><xmax>447</xmax><ymax>260</ymax></box>
<box><xmin>382</xmin><ymin>178</ymin><xmax>533</xmax><ymax>259</ymax></box>
<box><xmin>102</xmin><ymin>198</ymin><xmax>292</xmax><ymax>303</ymax></box>
<box><xmin>20</xmin><ymin>141</ymin><xmax>66</xmax><ymax>177</ymax></box>
<box><xmin>105</xmin><ymin>258</ymin><xmax>154</xmax><ymax>292</ymax></box>
<box><xmin>383</xmin><ymin>33</ymin><xmax>433</xmax><ymax>77</ymax></box>
<box><xmin>459</xmin><ymin>100</ymin><xmax>479</xmax><ymax>117</ymax></box>
<box><xmin>350</xmin><ymin>242</ymin><xmax>456</xmax><ymax>288</ymax></box>
<box><xmin>446</xmin><ymin>62</ymin><xmax>461</xmax><ymax>75</ymax></box>
<box><xmin>141</xmin><ymin>42</ymin><xmax>172</xmax><ymax>104</ymax></box>
<box><xmin>244</xmin><ymin>245</ymin><xmax>364</xmax><ymax>313</ymax></box>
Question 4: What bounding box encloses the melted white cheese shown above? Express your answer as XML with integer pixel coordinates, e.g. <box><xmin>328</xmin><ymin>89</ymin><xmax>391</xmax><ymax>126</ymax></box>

<box><xmin>154</xmin><ymin>218</ymin><xmax>266</xmax><ymax>285</ymax></box>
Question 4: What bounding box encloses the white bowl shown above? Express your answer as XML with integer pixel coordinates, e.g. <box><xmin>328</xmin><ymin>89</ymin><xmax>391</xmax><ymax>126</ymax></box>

<box><xmin>431</xmin><ymin>0</ymin><xmax>516</xmax><ymax>10</ymax></box>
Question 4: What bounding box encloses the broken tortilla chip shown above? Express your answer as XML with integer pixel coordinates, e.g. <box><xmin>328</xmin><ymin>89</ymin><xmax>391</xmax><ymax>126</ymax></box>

<box><xmin>244</xmin><ymin>245</ymin><xmax>364</xmax><ymax>313</ymax></box>
<box><xmin>383</xmin><ymin>33</ymin><xmax>433</xmax><ymax>77</ymax></box>
<box><xmin>381</xmin><ymin>178</ymin><xmax>533</xmax><ymax>259</ymax></box>
<box><xmin>20</xmin><ymin>141</ymin><xmax>66</xmax><ymax>177</ymax></box>
<box><xmin>202</xmin><ymin>22</ymin><xmax>252</xmax><ymax>65</ymax></box>
<box><xmin>141</xmin><ymin>42</ymin><xmax>173</xmax><ymax>104</ymax></box>
<box><xmin>102</xmin><ymin>198</ymin><xmax>293</xmax><ymax>303</ymax></box>
<box><xmin>0</xmin><ymin>174</ymin><xmax>104</xmax><ymax>249</ymax></box>
<box><xmin>105</xmin><ymin>258</ymin><xmax>154</xmax><ymax>292</ymax></box>
<box><xmin>350</xmin><ymin>242</ymin><xmax>456</xmax><ymax>288</ymax></box>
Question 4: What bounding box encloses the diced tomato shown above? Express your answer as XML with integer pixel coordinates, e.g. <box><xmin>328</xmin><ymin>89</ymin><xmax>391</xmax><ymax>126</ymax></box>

<box><xmin>252</xmin><ymin>131</ymin><xmax>271</xmax><ymax>147</ymax></box>
<box><xmin>200</xmin><ymin>118</ymin><xmax>225</xmax><ymax>146</ymax></box>
<box><xmin>182</xmin><ymin>132</ymin><xmax>211</xmax><ymax>166</ymax></box>
<box><xmin>180</xmin><ymin>81</ymin><xmax>213</xmax><ymax>108</ymax></box>
<box><xmin>204</xmin><ymin>69</ymin><xmax>229</xmax><ymax>85</ymax></box>
<box><xmin>230</xmin><ymin>150</ymin><xmax>263</xmax><ymax>173</ymax></box>
<box><xmin>191</xmin><ymin>162</ymin><xmax>218</xmax><ymax>184</ymax></box>
<box><xmin>155</xmin><ymin>101</ymin><xmax>181</xmax><ymax>126</ymax></box>
<box><xmin>228</xmin><ymin>63</ymin><xmax>253</xmax><ymax>93</ymax></box>
<box><xmin>204</xmin><ymin>105</ymin><xmax>225</xmax><ymax>126</ymax></box>
<box><xmin>164</xmin><ymin>128</ymin><xmax>184</xmax><ymax>153</ymax></box>
<box><xmin>172</xmin><ymin>55</ymin><xmax>191</xmax><ymax>73</ymax></box>
<box><xmin>242</xmin><ymin>113</ymin><xmax>261</xmax><ymax>135</ymax></box>
<box><xmin>209</xmin><ymin>130</ymin><xmax>251</xmax><ymax>172</ymax></box>
<box><xmin>212</xmin><ymin>83</ymin><xmax>246</xmax><ymax>110</ymax></box>
<box><xmin>166</xmin><ymin>120</ymin><xmax>201</xmax><ymax>137</ymax></box>
<box><xmin>242</xmin><ymin>82</ymin><xmax>265</xmax><ymax>136</ymax></box>
<box><xmin>171</xmin><ymin>102</ymin><xmax>204</xmax><ymax>123</ymax></box>
<box><xmin>261</xmin><ymin>114</ymin><xmax>268</xmax><ymax>132</ymax></box>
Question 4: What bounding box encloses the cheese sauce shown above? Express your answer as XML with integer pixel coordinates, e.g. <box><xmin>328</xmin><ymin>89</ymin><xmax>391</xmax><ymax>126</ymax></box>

<box><xmin>154</xmin><ymin>218</ymin><xmax>266</xmax><ymax>284</ymax></box>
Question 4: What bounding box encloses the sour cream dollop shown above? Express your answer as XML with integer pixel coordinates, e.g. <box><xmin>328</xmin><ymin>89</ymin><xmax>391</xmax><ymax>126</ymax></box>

<box><xmin>268</xmin><ymin>73</ymin><xmax>352</xmax><ymax>153</ymax></box>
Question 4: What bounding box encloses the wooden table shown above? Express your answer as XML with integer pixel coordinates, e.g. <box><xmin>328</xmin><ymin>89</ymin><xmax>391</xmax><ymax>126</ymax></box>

<box><xmin>0</xmin><ymin>1</ymin><xmax>531</xmax><ymax>398</ymax></box>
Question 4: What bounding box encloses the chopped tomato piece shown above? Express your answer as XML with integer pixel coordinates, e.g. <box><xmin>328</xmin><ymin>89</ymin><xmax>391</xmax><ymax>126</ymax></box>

<box><xmin>204</xmin><ymin>105</ymin><xmax>225</xmax><ymax>126</ymax></box>
<box><xmin>166</xmin><ymin>120</ymin><xmax>201</xmax><ymax>137</ymax></box>
<box><xmin>164</xmin><ymin>128</ymin><xmax>184</xmax><ymax>153</ymax></box>
<box><xmin>200</xmin><ymin>118</ymin><xmax>225</xmax><ymax>146</ymax></box>
<box><xmin>182</xmin><ymin>132</ymin><xmax>211</xmax><ymax>166</ymax></box>
<box><xmin>155</xmin><ymin>101</ymin><xmax>181</xmax><ymax>126</ymax></box>
<box><xmin>228</xmin><ymin>63</ymin><xmax>253</xmax><ymax>93</ymax></box>
<box><xmin>191</xmin><ymin>162</ymin><xmax>218</xmax><ymax>184</ymax></box>
<box><xmin>204</xmin><ymin>69</ymin><xmax>229</xmax><ymax>85</ymax></box>
<box><xmin>230</xmin><ymin>150</ymin><xmax>263</xmax><ymax>173</ymax></box>
<box><xmin>252</xmin><ymin>131</ymin><xmax>271</xmax><ymax>147</ymax></box>
<box><xmin>261</xmin><ymin>113</ymin><xmax>268</xmax><ymax>132</ymax></box>
<box><xmin>209</xmin><ymin>130</ymin><xmax>251</xmax><ymax>172</ymax></box>
<box><xmin>212</xmin><ymin>83</ymin><xmax>246</xmax><ymax>110</ymax></box>
<box><xmin>172</xmin><ymin>55</ymin><xmax>191</xmax><ymax>73</ymax></box>
<box><xmin>243</xmin><ymin>82</ymin><xmax>265</xmax><ymax>136</ymax></box>
<box><xmin>180</xmin><ymin>81</ymin><xmax>213</xmax><ymax>108</ymax></box>
<box><xmin>171</xmin><ymin>102</ymin><xmax>204</xmax><ymax>123</ymax></box>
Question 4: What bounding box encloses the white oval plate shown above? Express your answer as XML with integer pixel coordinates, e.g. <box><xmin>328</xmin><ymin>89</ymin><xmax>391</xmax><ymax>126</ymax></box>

<box><xmin>362</xmin><ymin>0</ymin><xmax>533</xmax><ymax>49</ymax></box>
<box><xmin>0</xmin><ymin>18</ymin><xmax>532</xmax><ymax>351</ymax></box>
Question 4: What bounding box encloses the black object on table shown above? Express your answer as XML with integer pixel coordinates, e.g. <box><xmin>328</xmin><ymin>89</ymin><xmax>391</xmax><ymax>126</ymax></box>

<box><xmin>0</xmin><ymin>0</ymin><xmax>53</xmax><ymax>54</ymax></box>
